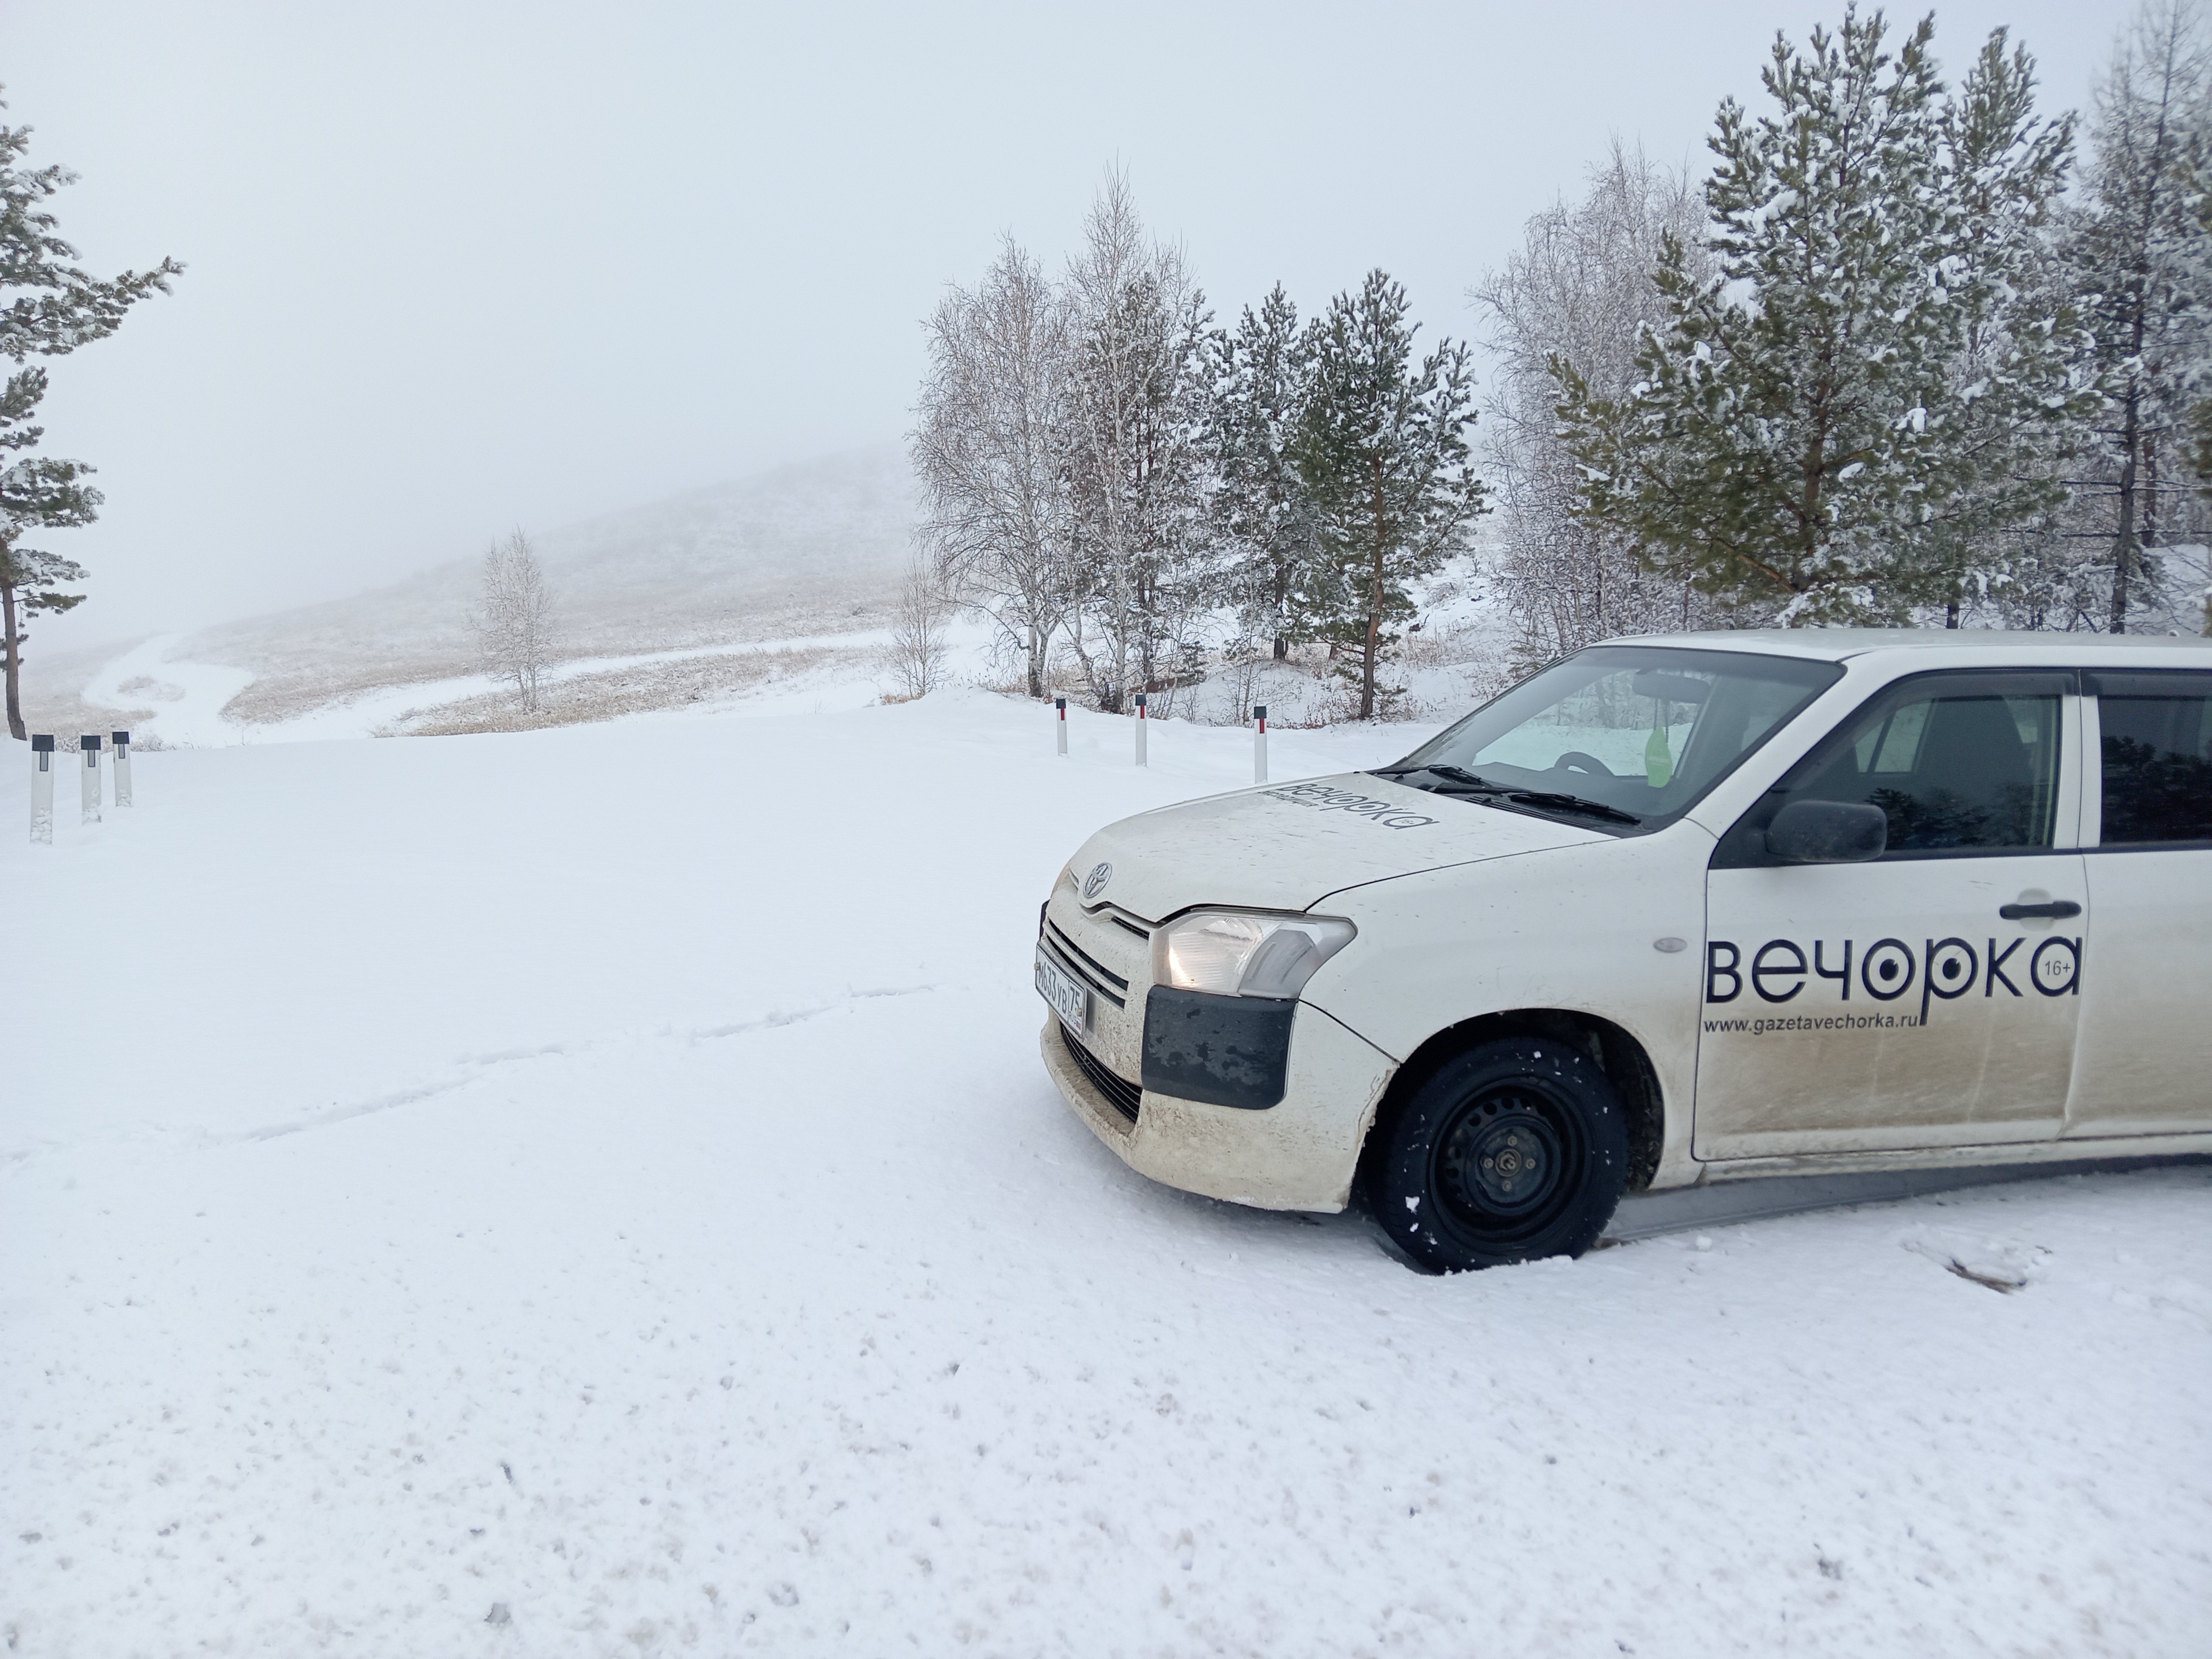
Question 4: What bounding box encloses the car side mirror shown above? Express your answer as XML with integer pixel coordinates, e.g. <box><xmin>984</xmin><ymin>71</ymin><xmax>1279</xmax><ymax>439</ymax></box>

<box><xmin>1765</xmin><ymin>799</ymin><xmax>1887</xmax><ymax>864</ymax></box>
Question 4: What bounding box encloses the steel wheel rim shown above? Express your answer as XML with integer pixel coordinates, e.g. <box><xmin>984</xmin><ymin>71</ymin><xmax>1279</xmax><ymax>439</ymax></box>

<box><xmin>1431</xmin><ymin>1083</ymin><xmax>1584</xmax><ymax>1247</ymax></box>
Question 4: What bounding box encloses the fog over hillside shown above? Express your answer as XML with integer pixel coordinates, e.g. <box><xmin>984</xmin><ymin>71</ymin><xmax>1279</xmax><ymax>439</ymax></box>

<box><xmin>27</xmin><ymin>448</ymin><xmax>916</xmax><ymax>736</ymax></box>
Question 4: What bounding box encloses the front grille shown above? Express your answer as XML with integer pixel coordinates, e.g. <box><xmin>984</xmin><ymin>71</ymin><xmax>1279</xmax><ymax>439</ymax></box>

<box><xmin>1043</xmin><ymin>919</ymin><xmax>1128</xmax><ymax>1008</ymax></box>
<box><xmin>1061</xmin><ymin>1023</ymin><xmax>1142</xmax><ymax>1123</ymax></box>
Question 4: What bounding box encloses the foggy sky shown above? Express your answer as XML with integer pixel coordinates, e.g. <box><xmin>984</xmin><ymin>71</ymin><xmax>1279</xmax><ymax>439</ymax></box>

<box><xmin>10</xmin><ymin>0</ymin><xmax>2123</xmax><ymax>648</ymax></box>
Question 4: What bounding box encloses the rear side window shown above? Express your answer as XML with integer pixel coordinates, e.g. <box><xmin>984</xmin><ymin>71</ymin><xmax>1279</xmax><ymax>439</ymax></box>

<box><xmin>2093</xmin><ymin>671</ymin><xmax>2212</xmax><ymax>846</ymax></box>
<box><xmin>1715</xmin><ymin>670</ymin><xmax>2071</xmax><ymax>867</ymax></box>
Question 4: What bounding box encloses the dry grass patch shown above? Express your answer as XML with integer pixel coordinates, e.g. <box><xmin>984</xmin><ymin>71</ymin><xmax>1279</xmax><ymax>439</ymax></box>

<box><xmin>378</xmin><ymin>646</ymin><xmax>857</xmax><ymax>737</ymax></box>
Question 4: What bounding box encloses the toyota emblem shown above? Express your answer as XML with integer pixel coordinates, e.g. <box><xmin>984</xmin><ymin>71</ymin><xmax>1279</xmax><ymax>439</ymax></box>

<box><xmin>1082</xmin><ymin>861</ymin><xmax>1112</xmax><ymax>901</ymax></box>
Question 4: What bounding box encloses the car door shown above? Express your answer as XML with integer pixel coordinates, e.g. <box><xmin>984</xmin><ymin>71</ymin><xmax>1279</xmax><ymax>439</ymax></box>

<box><xmin>1696</xmin><ymin>669</ymin><xmax>2087</xmax><ymax>1159</ymax></box>
<box><xmin>2063</xmin><ymin>669</ymin><xmax>2212</xmax><ymax>1137</ymax></box>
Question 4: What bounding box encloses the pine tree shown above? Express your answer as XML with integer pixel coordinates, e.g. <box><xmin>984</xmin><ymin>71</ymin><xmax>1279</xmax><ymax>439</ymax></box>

<box><xmin>1920</xmin><ymin>29</ymin><xmax>2095</xmax><ymax>624</ymax></box>
<box><xmin>0</xmin><ymin>368</ymin><xmax>94</xmax><ymax>732</ymax></box>
<box><xmin>1291</xmin><ymin>271</ymin><xmax>1483</xmax><ymax>719</ymax></box>
<box><xmin>2060</xmin><ymin>1</ymin><xmax>2212</xmax><ymax>632</ymax></box>
<box><xmin>1558</xmin><ymin>9</ymin><xmax>2084</xmax><ymax>624</ymax></box>
<box><xmin>1205</xmin><ymin>284</ymin><xmax>1319</xmax><ymax>660</ymax></box>
<box><xmin>1</xmin><ymin>90</ymin><xmax>180</xmax><ymax>738</ymax></box>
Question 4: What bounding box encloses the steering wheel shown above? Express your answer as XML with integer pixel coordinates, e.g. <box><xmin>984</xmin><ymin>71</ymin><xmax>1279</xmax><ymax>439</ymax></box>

<box><xmin>1551</xmin><ymin>751</ymin><xmax>1615</xmax><ymax>778</ymax></box>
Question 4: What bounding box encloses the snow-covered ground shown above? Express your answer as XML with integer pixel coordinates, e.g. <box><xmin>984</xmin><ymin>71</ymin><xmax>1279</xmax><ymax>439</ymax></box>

<box><xmin>3</xmin><ymin>692</ymin><xmax>2207</xmax><ymax>1657</ymax></box>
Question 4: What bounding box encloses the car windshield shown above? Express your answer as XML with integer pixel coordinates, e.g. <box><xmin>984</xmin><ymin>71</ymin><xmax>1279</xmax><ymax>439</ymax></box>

<box><xmin>1376</xmin><ymin>646</ymin><xmax>1844</xmax><ymax>834</ymax></box>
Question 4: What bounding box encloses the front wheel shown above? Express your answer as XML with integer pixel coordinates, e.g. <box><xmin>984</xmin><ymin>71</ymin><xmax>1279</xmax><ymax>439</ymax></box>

<box><xmin>1364</xmin><ymin>1036</ymin><xmax>1629</xmax><ymax>1271</ymax></box>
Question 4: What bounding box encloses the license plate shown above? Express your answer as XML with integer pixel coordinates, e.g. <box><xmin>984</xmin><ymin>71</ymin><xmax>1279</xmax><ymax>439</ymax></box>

<box><xmin>1035</xmin><ymin>946</ymin><xmax>1091</xmax><ymax>1034</ymax></box>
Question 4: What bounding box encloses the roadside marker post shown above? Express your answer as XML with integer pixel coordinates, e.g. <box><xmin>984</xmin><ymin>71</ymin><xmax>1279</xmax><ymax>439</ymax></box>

<box><xmin>1134</xmin><ymin>693</ymin><xmax>1148</xmax><ymax>767</ymax></box>
<box><xmin>112</xmin><ymin>730</ymin><xmax>133</xmax><ymax>807</ymax></box>
<box><xmin>1055</xmin><ymin>697</ymin><xmax>1067</xmax><ymax>756</ymax></box>
<box><xmin>1254</xmin><ymin>704</ymin><xmax>1268</xmax><ymax>784</ymax></box>
<box><xmin>29</xmin><ymin>734</ymin><xmax>54</xmax><ymax>844</ymax></box>
<box><xmin>80</xmin><ymin>734</ymin><xmax>102</xmax><ymax>825</ymax></box>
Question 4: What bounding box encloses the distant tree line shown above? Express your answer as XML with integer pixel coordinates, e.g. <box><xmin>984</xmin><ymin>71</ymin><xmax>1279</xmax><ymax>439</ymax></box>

<box><xmin>912</xmin><ymin>174</ymin><xmax>1483</xmax><ymax>719</ymax></box>
<box><xmin>1501</xmin><ymin>1</ymin><xmax>2212</xmax><ymax>659</ymax></box>
<box><xmin>920</xmin><ymin>3</ymin><xmax>2212</xmax><ymax>719</ymax></box>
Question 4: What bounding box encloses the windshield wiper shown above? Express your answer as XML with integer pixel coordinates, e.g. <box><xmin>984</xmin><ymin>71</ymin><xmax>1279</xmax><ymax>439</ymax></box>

<box><xmin>1499</xmin><ymin>788</ymin><xmax>1642</xmax><ymax>826</ymax></box>
<box><xmin>1373</xmin><ymin>765</ymin><xmax>1641</xmax><ymax>826</ymax></box>
<box><xmin>1425</xmin><ymin>764</ymin><xmax>1505</xmax><ymax>791</ymax></box>
<box><xmin>1371</xmin><ymin>763</ymin><xmax>1506</xmax><ymax>792</ymax></box>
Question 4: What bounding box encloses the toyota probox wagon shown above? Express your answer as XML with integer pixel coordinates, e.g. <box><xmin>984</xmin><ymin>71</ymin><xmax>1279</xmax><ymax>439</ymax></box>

<box><xmin>1034</xmin><ymin>631</ymin><xmax>2212</xmax><ymax>1271</ymax></box>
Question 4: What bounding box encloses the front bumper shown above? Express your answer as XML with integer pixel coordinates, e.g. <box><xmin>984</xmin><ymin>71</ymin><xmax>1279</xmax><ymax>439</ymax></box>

<box><xmin>1040</xmin><ymin>1004</ymin><xmax>1398</xmax><ymax>1213</ymax></box>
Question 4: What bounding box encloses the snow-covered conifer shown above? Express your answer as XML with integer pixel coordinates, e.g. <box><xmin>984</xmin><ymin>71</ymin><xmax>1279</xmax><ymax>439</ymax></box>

<box><xmin>0</xmin><ymin>369</ymin><xmax>93</xmax><ymax>739</ymax></box>
<box><xmin>1291</xmin><ymin>271</ymin><xmax>1484</xmax><ymax>719</ymax></box>
<box><xmin>0</xmin><ymin>90</ymin><xmax>180</xmax><ymax>739</ymax></box>
<box><xmin>1205</xmin><ymin>285</ymin><xmax>1321</xmax><ymax>660</ymax></box>
<box><xmin>1560</xmin><ymin>10</ymin><xmax>2086</xmax><ymax>624</ymax></box>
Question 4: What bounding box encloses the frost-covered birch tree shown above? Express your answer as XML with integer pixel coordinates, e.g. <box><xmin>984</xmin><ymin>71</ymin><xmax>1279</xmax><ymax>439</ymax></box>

<box><xmin>1061</xmin><ymin>173</ymin><xmax>1212</xmax><ymax>712</ymax></box>
<box><xmin>911</xmin><ymin>238</ymin><xmax>1075</xmax><ymax>698</ymax></box>
<box><xmin>1473</xmin><ymin>142</ymin><xmax>1731</xmax><ymax>665</ymax></box>
<box><xmin>473</xmin><ymin>531</ymin><xmax>555</xmax><ymax>712</ymax></box>
<box><xmin>878</xmin><ymin>554</ymin><xmax>953</xmax><ymax>700</ymax></box>
<box><xmin>1558</xmin><ymin>9</ymin><xmax>2086</xmax><ymax>624</ymax></box>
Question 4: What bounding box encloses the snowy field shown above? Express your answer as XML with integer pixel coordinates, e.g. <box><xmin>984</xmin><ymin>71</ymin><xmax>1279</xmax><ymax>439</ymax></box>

<box><xmin>3</xmin><ymin>691</ymin><xmax>2209</xmax><ymax>1657</ymax></box>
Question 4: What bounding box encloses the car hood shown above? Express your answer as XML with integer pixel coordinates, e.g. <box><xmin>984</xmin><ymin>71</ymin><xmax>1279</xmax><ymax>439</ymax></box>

<box><xmin>1064</xmin><ymin>773</ymin><xmax>1608</xmax><ymax>921</ymax></box>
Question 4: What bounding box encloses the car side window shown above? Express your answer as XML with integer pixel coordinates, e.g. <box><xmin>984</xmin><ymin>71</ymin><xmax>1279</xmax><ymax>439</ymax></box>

<box><xmin>2093</xmin><ymin>671</ymin><xmax>2212</xmax><ymax>846</ymax></box>
<box><xmin>1714</xmin><ymin>670</ymin><xmax>2070</xmax><ymax>867</ymax></box>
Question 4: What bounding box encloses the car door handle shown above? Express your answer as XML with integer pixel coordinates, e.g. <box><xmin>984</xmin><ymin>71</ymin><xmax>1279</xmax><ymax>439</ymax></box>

<box><xmin>1999</xmin><ymin>900</ymin><xmax>2082</xmax><ymax>920</ymax></box>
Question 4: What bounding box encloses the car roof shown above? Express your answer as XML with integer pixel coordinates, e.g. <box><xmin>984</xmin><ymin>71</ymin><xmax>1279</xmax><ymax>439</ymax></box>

<box><xmin>1602</xmin><ymin>628</ymin><xmax>2212</xmax><ymax>665</ymax></box>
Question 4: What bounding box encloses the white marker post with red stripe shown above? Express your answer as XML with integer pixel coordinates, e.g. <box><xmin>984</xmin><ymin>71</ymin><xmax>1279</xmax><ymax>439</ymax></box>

<box><xmin>1134</xmin><ymin>692</ymin><xmax>1148</xmax><ymax>767</ymax></box>
<box><xmin>1055</xmin><ymin>696</ymin><xmax>1068</xmax><ymax>756</ymax></box>
<box><xmin>29</xmin><ymin>734</ymin><xmax>54</xmax><ymax>844</ymax></box>
<box><xmin>1253</xmin><ymin>703</ymin><xmax>1268</xmax><ymax>784</ymax></box>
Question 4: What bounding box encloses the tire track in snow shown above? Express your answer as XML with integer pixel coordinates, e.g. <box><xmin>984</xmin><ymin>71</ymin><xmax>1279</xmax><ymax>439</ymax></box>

<box><xmin>0</xmin><ymin>986</ymin><xmax>937</xmax><ymax>1164</ymax></box>
<box><xmin>225</xmin><ymin>983</ymin><xmax>938</xmax><ymax>1143</ymax></box>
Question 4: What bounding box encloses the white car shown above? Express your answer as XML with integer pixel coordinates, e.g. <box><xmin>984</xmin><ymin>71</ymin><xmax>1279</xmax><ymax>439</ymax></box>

<box><xmin>1035</xmin><ymin>630</ymin><xmax>2212</xmax><ymax>1271</ymax></box>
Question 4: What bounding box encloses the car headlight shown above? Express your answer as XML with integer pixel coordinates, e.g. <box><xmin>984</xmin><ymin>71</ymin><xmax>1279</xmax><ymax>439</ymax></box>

<box><xmin>1152</xmin><ymin>910</ymin><xmax>1356</xmax><ymax>1000</ymax></box>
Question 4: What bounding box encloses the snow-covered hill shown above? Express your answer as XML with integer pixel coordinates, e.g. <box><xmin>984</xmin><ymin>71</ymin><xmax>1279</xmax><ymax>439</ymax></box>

<box><xmin>20</xmin><ymin>447</ymin><xmax>916</xmax><ymax>741</ymax></box>
<box><xmin>2</xmin><ymin>693</ymin><xmax>2205</xmax><ymax>1656</ymax></box>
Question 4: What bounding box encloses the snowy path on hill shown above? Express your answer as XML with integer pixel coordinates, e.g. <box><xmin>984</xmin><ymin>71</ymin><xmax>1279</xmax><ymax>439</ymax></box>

<box><xmin>78</xmin><ymin>634</ymin><xmax>259</xmax><ymax>747</ymax></box>
<box><xmin>70</xmin><ymin>623</ymin><xmax>1008</xmax><ymax>746</ymax></box>
<box><xmin>3</xmin><ymin>695</ymin><xmax>2208</xmax><ymax>1657</ymax></box>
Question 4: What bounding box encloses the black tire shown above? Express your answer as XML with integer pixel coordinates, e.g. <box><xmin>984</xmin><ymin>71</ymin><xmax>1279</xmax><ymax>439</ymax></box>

<box><xmin>1364</xmin><ymin>1036</ymin><xmax>1629</xmax><ymax>1272</ymax></box>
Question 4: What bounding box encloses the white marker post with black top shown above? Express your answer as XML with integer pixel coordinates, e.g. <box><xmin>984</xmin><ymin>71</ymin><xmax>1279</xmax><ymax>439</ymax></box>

<box><xmin>1133</xmin><ymin>692</ymin><xmax>1147</xmax><ymax>767</ymax></box>
<box><xmin>29</xmin><ymin>734</ymin><xmax>54</xmax><ymax>843</ymax></box>
<box><xmin>1253</xmin><ymin>704</ymin><xmax>1268</xmax><ymax>784</ymax></box>
<box><xmin>80</xmin><ymin>734</ymin><xmax>102</xmax><ymax>825</ymax></box>
<box><xmin>112</xmin><ymin>730</ymin><xmax>132</xmax><ymax>807</ymax></box>
<box><xmin>1055</xmin><ymin>696</ymin><xmax>1067</xmax><ymax>756</ymax></box>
